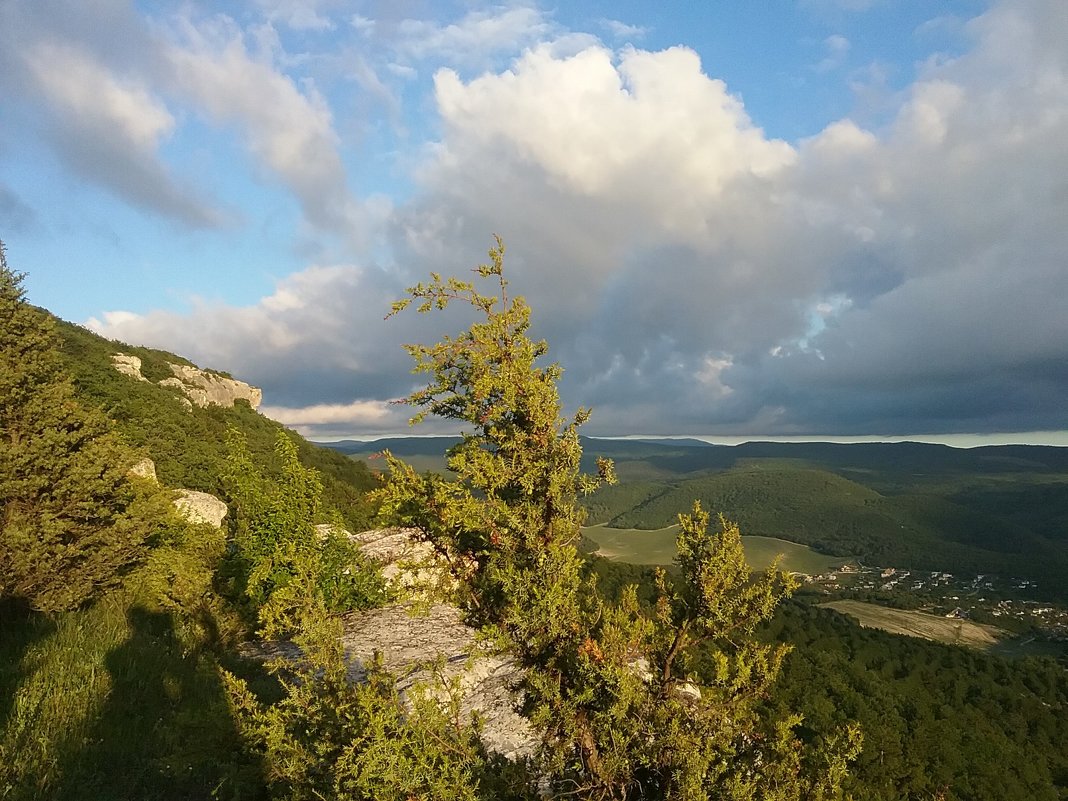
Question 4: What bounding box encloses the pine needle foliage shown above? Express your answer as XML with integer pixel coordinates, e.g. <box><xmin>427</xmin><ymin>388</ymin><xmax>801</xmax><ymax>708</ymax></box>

<box><xmin>376</xmin><ymin>238</ymin><xmax>860</xmax><ymax>800</ymax></box>
<box><xmin>0</xmin><ymin>242</ymin><xmax>162</xmax><ymax>611</ymax></box>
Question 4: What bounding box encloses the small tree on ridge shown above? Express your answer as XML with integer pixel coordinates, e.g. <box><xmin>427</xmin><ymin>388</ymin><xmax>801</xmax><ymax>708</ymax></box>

<box><xmin>377</xmin><ymin>237</ymin><xmax>860</xmax><ymax>799</ymax></box>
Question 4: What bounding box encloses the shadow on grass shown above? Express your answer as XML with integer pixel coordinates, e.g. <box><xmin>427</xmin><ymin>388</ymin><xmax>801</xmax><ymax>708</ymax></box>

<box><xmin>0</xmin><ymin>597</ymin><xmax>57</xmax><ymax>731</ymax></box>
<box><xmin>50</xmin><ymin>605</ymin><xmax>266</xmax><ymax>801</ymax></box>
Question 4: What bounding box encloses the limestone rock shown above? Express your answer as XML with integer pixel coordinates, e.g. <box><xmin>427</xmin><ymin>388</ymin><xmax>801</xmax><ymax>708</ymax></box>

<box><xmin>343</xmin><ymin>529</ymin><xmax>533</xmax><ymax>757</ymax></box>
<box><xmin>110</xmin><ymin>350</ymin><xmax>261</xmax><ymax>410</ymax></box>
<box><xmin>340</xmin><ymin>603</ymin><xmax>534</xmax><ymax>759</ymax></box>
<box><xmin>350</xmin><ymin>527</ymin><xmax>444</xmax><ymax>590</ymax></box>
<box><xmin>128</xmin><ymin>456</ymin><xmax>158</xmax><ymax>483</ymax></box>
<box><xmin>162</xmin><ymin>363</ymin><xmax>262</xmax><ymax>409</ymax></box>
<box><xmin>110</xmin><ymin>353</ymin><xmax>148</xmax><ymax>381</ymax></box>
<box><xmin>174</xmin><ymin>489</ymin><xmax>228</xmax><ymax>528</ymax></box>
<box><xmin>241</xmin><ymin>527</ymin><xmax>535</xmax><ymax>759</ymax></box>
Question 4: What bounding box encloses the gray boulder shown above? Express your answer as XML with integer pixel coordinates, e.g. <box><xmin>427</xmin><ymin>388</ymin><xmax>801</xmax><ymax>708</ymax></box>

<box><xmin>173</xmin><ymin>489</ymin><xmax>228</xmax><ymax>528</ymax></box>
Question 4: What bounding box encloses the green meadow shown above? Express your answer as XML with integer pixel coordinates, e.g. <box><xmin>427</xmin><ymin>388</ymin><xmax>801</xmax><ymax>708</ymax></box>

<box><xmin>582</xmin><ymin>524</ymin><xmax>851</xmax><ymax>574</ymax></box>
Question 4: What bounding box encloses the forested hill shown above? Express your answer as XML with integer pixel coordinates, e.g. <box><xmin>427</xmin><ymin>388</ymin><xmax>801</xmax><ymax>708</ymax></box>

<box><xmin>51</xmin><ymin>313</ymin><xmax>378</xmax><ymax>531</ymax></box>
<box><xmin>329</xmin><ymin>435</ymin><xmax>1068</xmax><ymax>598</ymax></box>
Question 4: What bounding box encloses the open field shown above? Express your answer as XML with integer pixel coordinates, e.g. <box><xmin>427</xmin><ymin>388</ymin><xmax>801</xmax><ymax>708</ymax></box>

<box><xmin>583</xmin><ymin>525</ymin><xmax>851</xmax><ymax>574</ymax></box>
<box><xmin>821</xmin><ymin>600</ymin><xmax>1010</xmax><ymax>650</ymax></box>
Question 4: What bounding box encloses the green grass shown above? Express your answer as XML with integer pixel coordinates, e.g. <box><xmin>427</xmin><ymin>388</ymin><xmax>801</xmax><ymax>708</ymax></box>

<box><xmin>0</xmin><ymin>592</ymin><xmax>265</xmax><ymax>801</ymax></box>
<box><xmin>582</xmin><ymin>524</ymin><xmax>852</xmax><ymax>574</ymax></box>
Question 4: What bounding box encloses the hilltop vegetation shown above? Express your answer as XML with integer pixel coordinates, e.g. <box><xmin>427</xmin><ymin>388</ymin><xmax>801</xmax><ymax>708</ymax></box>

<box><xmin>585</xmin><ymin>560</ymin><xmax>1068</xmax><ymax>801</ymax></box>
<box><xmin>0</xmin><ymin>247</ymin><xmax>392</xmax><ymax>798</ymax></box>
<box><xmin>581</xmin><ymin>447</ymin><xmax>1068</xmax><ymax>597</ymax></box>
<box><xmin>52</xmin><ymin>316</ymin><xmax>378</xmax><ymax>532</ymax></box>
<box><xmin>4</xmin><ymin>239</ymin><xmax>1068</xmax><ymax>801</ymax></box>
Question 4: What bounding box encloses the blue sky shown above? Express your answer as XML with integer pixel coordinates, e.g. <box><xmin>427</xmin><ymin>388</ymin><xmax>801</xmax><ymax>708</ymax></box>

<box><xmin>1</xmin><ymin>0</ymin><xmax>1066</xmax><ymax>443</ymax></box>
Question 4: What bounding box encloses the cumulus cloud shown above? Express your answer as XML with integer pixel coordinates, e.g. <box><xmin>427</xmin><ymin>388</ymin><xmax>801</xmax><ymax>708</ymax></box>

<box><xmin>18</xmin><ymin>39</ymin><xmax>223</xmax><ymax>227</ymax></box>
<box><xmin>163</xmin><ymin>12</ymin><xmax>362</xmax><ymax>238</ymax></box>
<box><xmin>395</xmin><ymin>2</ymin><xmax>1067</xmax><ymax>437</ymax></box>
<box><xmin>71</xmin><ymin>0</ymin><xmax>1068</xmax><ymax>437</ymax></box>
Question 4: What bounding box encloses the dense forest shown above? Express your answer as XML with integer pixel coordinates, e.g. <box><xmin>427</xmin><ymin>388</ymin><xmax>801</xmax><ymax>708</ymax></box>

<box><xmin>588</xmin><ymin>558</ymin><xmax>1068</xmax><ymax>801</ymax></box>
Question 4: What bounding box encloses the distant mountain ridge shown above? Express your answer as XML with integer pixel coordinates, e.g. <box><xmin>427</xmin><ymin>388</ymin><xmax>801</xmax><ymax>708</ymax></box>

<box><xmin>320</xmin><ymin>434</ymin><xmax>1068</xmax><ymax>599</ymax></box>
<box><xmin>321</xmin><ymin>434</ymin><xmax>1068</xmax><ymax>474</ymax></box>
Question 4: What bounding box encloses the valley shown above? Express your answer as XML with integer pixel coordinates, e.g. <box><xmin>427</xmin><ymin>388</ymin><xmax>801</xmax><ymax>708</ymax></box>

<box><xmin>336</xmin><ymin>435</ymin><xmax>1068</xmax><ymax>655</ymax></box>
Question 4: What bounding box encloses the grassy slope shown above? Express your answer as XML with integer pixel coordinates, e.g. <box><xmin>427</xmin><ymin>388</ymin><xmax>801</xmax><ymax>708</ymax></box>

<box><xmin>53</xmin><ymin>316</ymin><xmax>378</xmax><ymax>532</ymax></box>
<box><xmin>1</xmin><ymin>313</ymin><xmax>391</xmax><ymax>800</ymax></box>
<box><xmin>583</xmin><ymin>524</ymin><xmax>850</xmax><ymax>574</ymax></box>
<box><xmin>0</xmin><ymin>590</ymin><xmax>268</xmax><ymax>800</ymax></box>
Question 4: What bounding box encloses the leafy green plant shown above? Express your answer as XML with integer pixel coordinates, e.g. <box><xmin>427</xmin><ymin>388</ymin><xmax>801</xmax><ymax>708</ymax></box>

<box><xmin>223</xmin><ymin>427</ymin><xmax>386</xmax><ymax>626</ymax></box>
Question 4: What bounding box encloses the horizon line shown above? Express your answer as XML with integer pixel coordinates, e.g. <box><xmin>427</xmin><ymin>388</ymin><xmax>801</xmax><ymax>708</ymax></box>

<box><xmin>308</xmin><ymin>430</ymin><xmax>1068</xmax><ymax>449</ymax></box>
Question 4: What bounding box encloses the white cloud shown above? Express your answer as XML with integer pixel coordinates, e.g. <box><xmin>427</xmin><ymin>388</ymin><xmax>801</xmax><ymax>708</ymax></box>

<box><xmin>814</xmin><ymin>34</ymin><xmax>851</xmax><ymax>73</ymax></box>
<box><xmin>261</xmin><ymin>398</ymin><xmax>394</xmax><ymax>428</ymax></box>
<box><xmin>432</xmin><ymin>44</ymin><xmax>794</xmax><ymax>219</ymax></box>
<box><xmin>163</xmin><ymin>13</ymin><xmax>360</xmax><ymax>236</ymax></box>
<box><xmin>395</xmin><ymin>6</ymin><xmax>554</xmax><ymax>66</ymax></box>
<box><xmin>19</xmin><ymin>39</ymin><xmax>222</xmax><ymax>226</ymax></box>
<box><xmin>27</xmin><ymin>42</ymin><xmax>174</xmax><ymax>149</ymax></box>
<box><xmin>600</xmin><ymin>19</ymin><xmax>649</xmax><ymax>41</ymax></box>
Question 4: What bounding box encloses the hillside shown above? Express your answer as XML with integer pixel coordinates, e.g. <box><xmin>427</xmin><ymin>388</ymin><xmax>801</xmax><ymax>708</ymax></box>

<box><xmin>5</xmin><ymin>297</ymin><xmax>1067</xmax><ymax>801</ymax></box>
<box><xmin>329</xmin><ymin>436</ymin><xmax>1068</xmax><ymax>598</ymax></box>
<box><xmin>52</xmin><ymin>315</ymin><xmax>378</xmax><ymax>531</ymax></box>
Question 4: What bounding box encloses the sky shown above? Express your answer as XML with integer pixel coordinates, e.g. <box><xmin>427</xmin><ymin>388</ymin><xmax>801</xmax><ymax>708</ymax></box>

<box><xmin>1</xmin><ymin>0</ymin><xmax>1066</xmax><ymax>444</ymax></box>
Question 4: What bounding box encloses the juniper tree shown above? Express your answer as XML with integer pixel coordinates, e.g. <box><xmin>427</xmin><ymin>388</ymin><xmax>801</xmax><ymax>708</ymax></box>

<box><xmin>0</xmin><ymin>241</ymin><xmax>160</xmax><ymax>611</ymax></box>
<box><xmin>376</xmin><ymin>237</ymin><xmax>860</xmax><ymax>800</ymax></box>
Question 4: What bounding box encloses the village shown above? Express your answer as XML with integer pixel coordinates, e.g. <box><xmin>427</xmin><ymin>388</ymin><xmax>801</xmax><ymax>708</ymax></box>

<box><xmin>802</xmin><ymin>562</ymin><xmax>1068</xmax><ymax>643</ymax></box>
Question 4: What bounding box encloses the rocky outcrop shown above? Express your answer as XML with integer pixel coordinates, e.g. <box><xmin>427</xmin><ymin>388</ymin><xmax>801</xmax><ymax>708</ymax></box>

<box><xmin>110</xmin><ymin>353</ymin><xmax>148</xmax><ymax>381</ymax></box>
<box><xmin>173</xmin><ymin>489</ymin><xmax>228</xmax><ymax>528</ymax></box>
<box><xmin>124</xmin><ymin>455</ymin><xmax>227</xmax><ymax>528</ymax></box>
<box><xmin>110</xmin><ymin>352</ymin><xmax>262</xmax><ymax>410</ymax></box>
<box><xmin>244</xmin><ymin>526</ymin><xmax>535</xmax><ymax>758</ymax></box>
<box><xmin>340</xmin><ymin>602</ymin><xmax>534</xmax><ymax>759</ymax></box>
<box><xmin>347</xmin><ymin>530</ymin><xmax>534</xmax><ymax>756</ymax></box>
<box><xmin>349</xmin><ymin>527</ymin><xmax>446</xmax><ymax>591</ymax></box>
<box><xmin>160</xmin><ymin>363</ymin><xmax>262</xmax><ymax>409</ymax></box>
<box><xmin>128</xmin><ymin>456</ymin><xmax>157</xmax><ymax>482</ymax></box>
<box><xmin>343</xmin><ymin>529</ymin><xmax>533</xmax><ymax>756</ymax></box>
